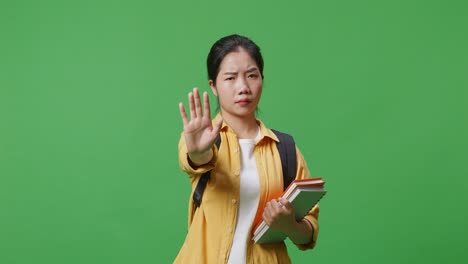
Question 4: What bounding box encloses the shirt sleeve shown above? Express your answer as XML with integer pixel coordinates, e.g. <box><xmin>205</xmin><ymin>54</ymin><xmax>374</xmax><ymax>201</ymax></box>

<box><xmin>178</xmin><ymin>132</ymin><xmax>218</xmax><ymax>176</ymax></box>
<box><xmin>293</xmin><ymin>146</ymin><xmax>320</xmax><ymax>250</ymax></box>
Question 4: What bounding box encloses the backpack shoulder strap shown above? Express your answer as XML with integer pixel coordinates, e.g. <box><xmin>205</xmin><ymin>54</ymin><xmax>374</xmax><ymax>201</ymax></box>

<box><xmin>271</xmin><ymin>129</ymin><xmax>297</xmax><ymax>190</ymax></box>
<box><xmin>192</xmin><ymin>136</ymin><xmax>221</xmax><ymax>208</ymax></box>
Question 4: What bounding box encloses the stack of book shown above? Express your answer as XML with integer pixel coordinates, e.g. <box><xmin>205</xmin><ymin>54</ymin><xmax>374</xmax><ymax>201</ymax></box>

<box><xmin>252</xmin><ymin>177</ymin><xmax>327</xmax><ymax>244</ymax></box>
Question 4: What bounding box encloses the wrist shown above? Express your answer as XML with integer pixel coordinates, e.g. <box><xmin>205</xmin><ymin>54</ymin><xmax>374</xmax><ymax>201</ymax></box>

<box><xmin>285</xmin><ymin>219</ymin><xmax>313</xmax><ymax>245</ymax></box>
<box><xmin>188</xmin><ymin>148</ymin><xmax>213</xmax><ymax>166</ymax></box>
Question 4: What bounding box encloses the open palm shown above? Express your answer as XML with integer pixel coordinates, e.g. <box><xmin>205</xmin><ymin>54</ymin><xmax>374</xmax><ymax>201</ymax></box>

<box><xmin>179</xmin><ymin>88</ymin><xmax>223</xmax><ymax>159</ymax></box>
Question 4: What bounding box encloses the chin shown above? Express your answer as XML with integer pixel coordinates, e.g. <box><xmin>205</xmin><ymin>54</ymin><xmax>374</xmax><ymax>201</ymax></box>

<box><xmin>235</xmin><ymin>109</ymin><xmax>256</xmax><ymax>118</ymax></box>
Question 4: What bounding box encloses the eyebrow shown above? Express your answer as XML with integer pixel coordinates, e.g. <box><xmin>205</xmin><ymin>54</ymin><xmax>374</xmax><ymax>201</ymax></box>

<box><xmin>223</xmin><ymin>67</ymin><xmax>259</xmax><ymax>75</ymax></box>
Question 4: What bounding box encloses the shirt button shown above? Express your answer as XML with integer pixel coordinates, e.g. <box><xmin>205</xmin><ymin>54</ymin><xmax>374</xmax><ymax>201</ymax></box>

<box><xmin>235</xmin><ymin>170</ymin><xmax>240</xmax><ymax>176</ymax></box>
<box><xmin>232</xmin><ymin>199</ymin><xmax>237</xmax><ymax>204</ymax></box>
<box><xmin>234</xmin><ymin>148</ymin><xmax>238</xmax><ymax>153</ymax></box>
<box><xmin>228</xmin><ymin>227</ymin><xmax>232</xmax><ymax>233</ymax></box>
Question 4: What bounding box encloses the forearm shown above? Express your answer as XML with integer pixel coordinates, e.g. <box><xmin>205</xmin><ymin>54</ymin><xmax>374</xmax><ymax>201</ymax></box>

<box><xmin>285</xmin><ymin>218</ymin><xmax>314</xmax><ymax>245</ymax></box>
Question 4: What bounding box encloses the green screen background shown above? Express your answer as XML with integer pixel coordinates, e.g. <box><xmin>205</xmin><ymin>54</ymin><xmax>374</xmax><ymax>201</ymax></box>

<box><xmin>1</xmin><ymin>0</ymin><xmax>467</xmax><ymax>263</ymax></box>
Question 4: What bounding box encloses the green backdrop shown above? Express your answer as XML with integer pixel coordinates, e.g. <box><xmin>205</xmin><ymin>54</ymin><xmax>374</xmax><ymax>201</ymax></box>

<box><xmin>1</xmin><ymin>0</ymin><xmax>467</xmax><ymax>263</ymax></box>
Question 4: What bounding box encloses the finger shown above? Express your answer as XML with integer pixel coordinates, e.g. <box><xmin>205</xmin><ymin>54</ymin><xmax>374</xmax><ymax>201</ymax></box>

<box><xmin>277</xmin><ymin>200</ymin><xmax>286</xmax><ymax>210</ymax></box>
<box><xmin>265</xmin><ymin>203</ymin><xmax>280</xmax><ymax>221</ymax></box>
<box><xmin>212</xmin><ymin>117</ymin><xmax>223</xmax><ymax>136</ymax></box>
<box><xmin>266</xmin><ymin>201</ymin><xmax>278</xmax><ymax>213</ymax></box>
<box><xmin>179</xmin><ymin>103</ymin><xmax>189</xmax><ymax>126</ymax></box>
<box><xmin>203</xmin><ymin>92</ymin><xmax>211</xmax><ymax>118</ymax></box>
<box><xmin>188</xmin><ymin>92</ymin><xmax>196</xmax><ymax>119</ymax></box>
<box><xmin>279</xmin><ymin>198</ymin><xmax>292</xmax><ymax>210</ymax></box>
<box><xmin>269</xmin><ymin>200</ymin><xmax>283</xmax><ymax>214</ymax></box>
<box><xmin>263</xmin><ymin>206</ymin><xmax>273</xmax><ymax>220</ymax></box>
<box><xmin>193</xmin><ymin>88</ymin><xmax>202</xmax><ymax>118</ymax></box>
<box><xmin>263</xmin><ymin>211</ymin><xmax>271</xmax><ymax>226</ymax></box>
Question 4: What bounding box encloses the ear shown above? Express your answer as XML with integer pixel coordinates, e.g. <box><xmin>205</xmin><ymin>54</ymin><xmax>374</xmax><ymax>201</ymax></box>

<box><xmin>209</xmin><ymin>80</ymin><xmax>218</xmax><ymax>96</ymax></box>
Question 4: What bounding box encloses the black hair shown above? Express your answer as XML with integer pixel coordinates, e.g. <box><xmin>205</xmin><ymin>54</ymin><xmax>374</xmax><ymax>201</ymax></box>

<box><xmin>207</xmin><ymin>34</ymin><xmax>264</xmax><ymax>85</ymax></box>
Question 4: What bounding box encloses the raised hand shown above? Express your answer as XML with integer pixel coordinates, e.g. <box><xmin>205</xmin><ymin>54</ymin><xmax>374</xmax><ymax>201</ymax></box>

<box><xmin>179</xmin><ymin>88</ymin><xmax>223</xmax><ymax>166</ymax></box>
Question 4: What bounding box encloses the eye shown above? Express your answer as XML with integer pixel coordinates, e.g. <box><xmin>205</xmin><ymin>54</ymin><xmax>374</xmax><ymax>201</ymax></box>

<box><xmin>225</xmin><ymin>77</ymin><xmax>235</xmax><ymax>81</ymax></box>
<box><xmin>248</xmin><ymin>74</ymin><xmax>259</xmax><ymax>79</ymax></box>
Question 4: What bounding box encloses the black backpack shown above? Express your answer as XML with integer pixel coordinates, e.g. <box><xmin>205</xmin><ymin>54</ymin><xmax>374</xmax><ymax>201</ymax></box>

<box><xmin>193</xmin><ymin>129</ymin><xmax>297</xmax><ymax>208</ymax></box>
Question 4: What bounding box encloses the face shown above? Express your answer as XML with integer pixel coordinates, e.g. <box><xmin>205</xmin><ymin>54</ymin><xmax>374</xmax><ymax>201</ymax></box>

<box><xmin>209</xmin><ymin>48</ymin><xmax>263</xmax><ymax>120</ymax></box>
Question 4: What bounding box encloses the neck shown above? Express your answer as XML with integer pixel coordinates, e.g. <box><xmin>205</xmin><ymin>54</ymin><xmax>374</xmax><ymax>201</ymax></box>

<box><xmin>220</xmin><ymin>111</ymin><xmax>259</xmax><ymax>139</ymax></box>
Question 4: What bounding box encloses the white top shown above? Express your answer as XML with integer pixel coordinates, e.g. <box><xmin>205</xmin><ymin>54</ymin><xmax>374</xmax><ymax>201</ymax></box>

<box><xmin>227</xmin><ymin>129</ymin><xmax>261</xmax><ymax>264</ymax></box>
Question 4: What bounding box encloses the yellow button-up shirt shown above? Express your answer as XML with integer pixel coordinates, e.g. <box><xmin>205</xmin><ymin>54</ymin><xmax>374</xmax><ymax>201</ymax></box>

<box><xmin>174</xmin><ymin>116</ymin><xmax>320</xmax><ymax>264</ymax></box>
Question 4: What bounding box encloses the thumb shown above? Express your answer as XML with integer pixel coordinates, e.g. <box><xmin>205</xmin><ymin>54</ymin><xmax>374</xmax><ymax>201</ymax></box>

<box><xmin>212</xmin><ymin>117</ymin><xmax>223</xmax><ymax>136</ymax></box>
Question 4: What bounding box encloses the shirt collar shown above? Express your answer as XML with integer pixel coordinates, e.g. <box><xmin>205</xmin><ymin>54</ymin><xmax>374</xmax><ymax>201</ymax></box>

<box><xmin>214</xmin><ymin>113</ymin><xmax>279</xmax><ymax>142</ymax></box>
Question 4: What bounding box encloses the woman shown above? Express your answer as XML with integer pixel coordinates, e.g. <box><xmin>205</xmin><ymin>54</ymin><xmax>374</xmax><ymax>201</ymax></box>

<box><xmin>175</xmin><ymin>34</ymin><xmax>320</xmax><ymax>263</ymax></box>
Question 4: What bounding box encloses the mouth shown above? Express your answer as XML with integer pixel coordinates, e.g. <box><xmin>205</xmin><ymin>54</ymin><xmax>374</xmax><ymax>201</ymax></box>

<box><xmin>235</xmin><ymin>99</ymin><xmax>251</xmax><ymax>106</ymax></box>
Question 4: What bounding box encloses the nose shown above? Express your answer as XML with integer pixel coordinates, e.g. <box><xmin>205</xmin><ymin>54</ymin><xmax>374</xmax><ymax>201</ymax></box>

<box><xmin>237</xmin><ymin>77</ymin><xmax>250</xmax><ymax>94</ymax></box>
